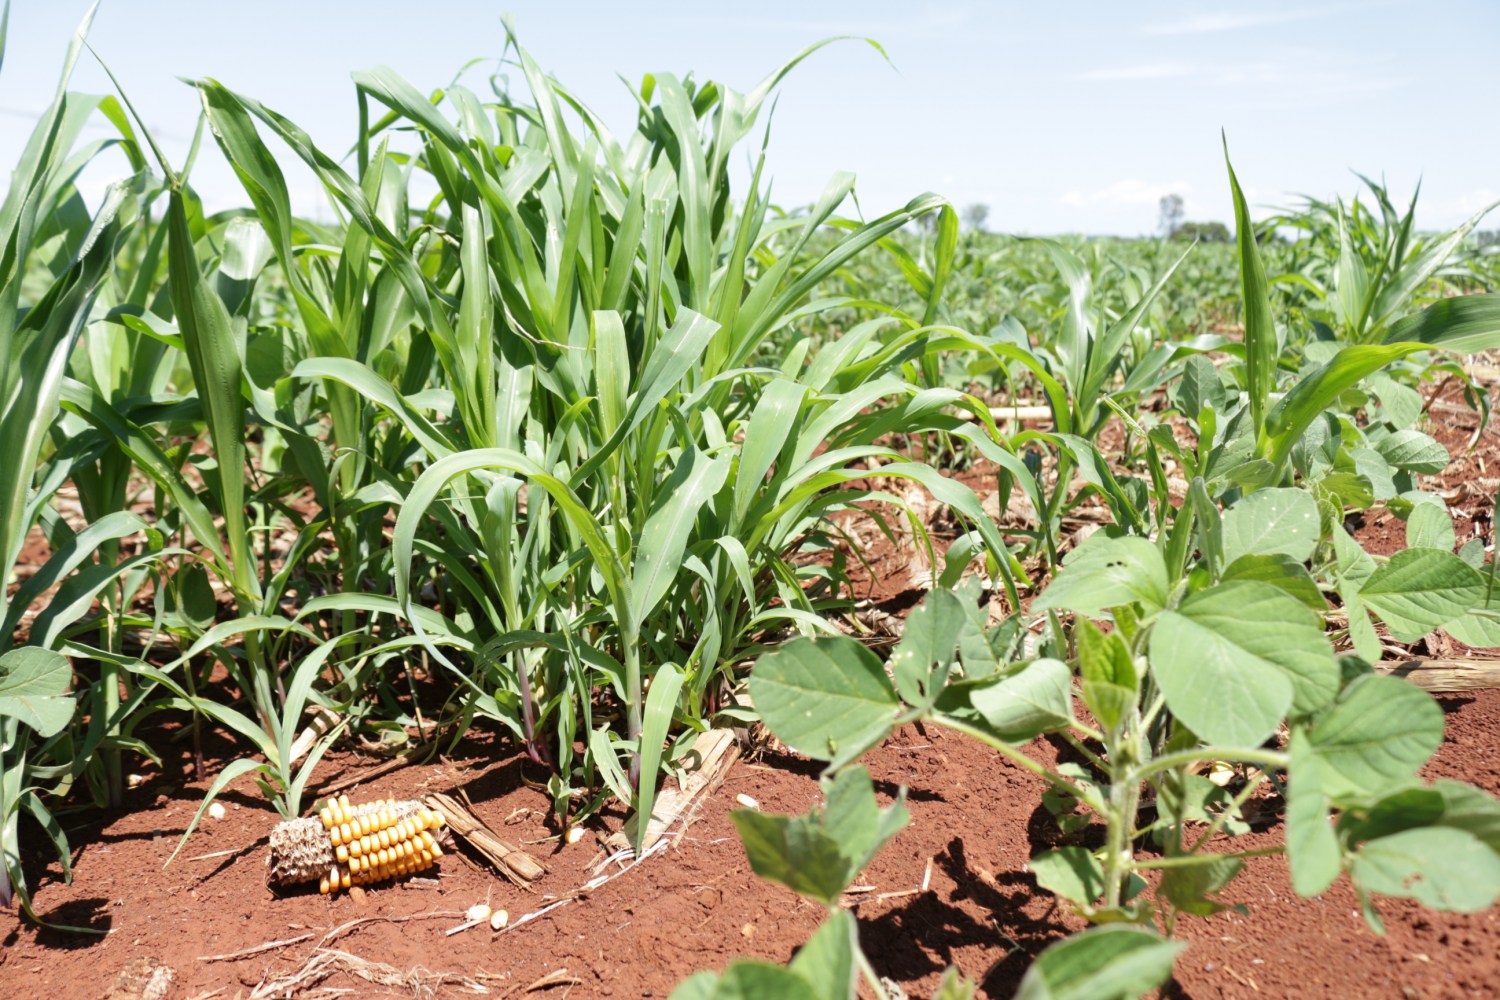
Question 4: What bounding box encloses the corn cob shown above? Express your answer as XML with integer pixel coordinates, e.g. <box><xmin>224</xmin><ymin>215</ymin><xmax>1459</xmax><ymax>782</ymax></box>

<box><xmin>266</xmin><ymin>794</ymin><xmax>446</xmax><ymax>893</ymax></box>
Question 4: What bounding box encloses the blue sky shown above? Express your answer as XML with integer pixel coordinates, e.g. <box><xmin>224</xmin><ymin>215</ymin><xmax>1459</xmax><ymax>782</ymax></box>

<box><xmin>2</xmin><ymin>1</ymin><xmax>1497</xmax><ymax>235</ymax></box>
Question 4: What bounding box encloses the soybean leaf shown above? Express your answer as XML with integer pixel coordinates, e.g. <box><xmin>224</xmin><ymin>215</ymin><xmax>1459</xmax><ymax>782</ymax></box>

<box><xmin>1150</xmin><ymin>581</ymin><xmax>1337</xmax><ymax>747</ymax></box>
<box><xmin>1353</xmin><ymin>827</ymin><xmax>1500</xmax><ymax>913</ymax></box>
<box><xmin>1221</xmin><ymin>554</ymin><xmax>1326</xmax><ymax>610</ymax></box>
<box><xmin>786</xmin><ymin>911</ymin><xmax>858</xmax><ymax>1000</ymax></box>
<box><xmin>1303</xmin><ymin>675</ymin><xmax>1443</xmax><ymax>798</ymax></box>
<box><xmin>1286</xmin><ymin>731</ymin><xmax>1341</xmax><ymax>897</ymax></box>
<box><xmin>1406</xmin><ymin>503</ymin><xmax>1456</xmax><ymax>553</ymax></box>
<box><xmin>888</xmin><ymin>588</ymin><xmax>966</xmax><ymax>705</ymax></box>
<box><xmin>1374</xmin><ymin>429</ymin><xmax>1449</xmax><ymax>475</ymax></box>
<box><xmin>668</xmin><ymin>964</ymin><xmax>821</xmax><ymax>1000</ymax></box>
<box><xmin>1033</xmin><ymin>535</ymin><xmax>1169</xmax><ymax>618</ymax></box>
<box><xmin>0</xmin><ymin>647</ymin><xmax>73</xmax><ymax>737</ymax></box>
<box><xmin>1359</xmin><ymin>548</ymin><xmax>1484</xmax><ymax>641</ymax></box>
<box><xmin>1220</xmin><ymin>487</ymin><xmax>1319</xmax><ymax>566</ymax></box>
<box><xmin>1032</xmin><ymin>847</ymin><xmax>1104</xmax><ymax>909</ymax></box>
<box><xmin>1076</xmin><ymin>621</ymin><xmax>1136</xmax><ymax>731</ymax></box>
<box><xmin>968</xmin><ymin>657</ymin><xmax>1074</xmax><ymax>743</ymax></box>
<box><xmin>1014</xmin><ymin>925</ymin><xmax>1184</xmax><ymax>1000</ymax></box>
<box><xmin>749</xmin><ymin>637</ymin><xmax>899</xmax><ymax>766</ymax></box>
<box><xmin>1158</xmin><ymin>853</ymin><xmax>1244</xmax><ymax>917</ymax></box>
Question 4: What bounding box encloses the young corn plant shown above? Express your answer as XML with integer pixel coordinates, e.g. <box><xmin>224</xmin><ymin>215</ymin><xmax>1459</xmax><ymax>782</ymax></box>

<box><xmin>174</xmin><ymin>31</ymin><xmax>1041</xmax><ymax>842</ymax></box>
<box><xmin>0</xmin><ymin>2</ymin><xmax>171</xmax><ymax>916</ymax></box>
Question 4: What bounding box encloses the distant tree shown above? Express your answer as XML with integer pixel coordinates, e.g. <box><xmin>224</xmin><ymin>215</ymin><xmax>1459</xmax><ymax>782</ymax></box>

<box><xmin>1171</xmin><ymin>220</ymin><xmax>1231</xmax><ymax>243</ymax></box>
<box><xmin>962</xmin><ymin>202</ymin><xmax>991</xmax><ymax>233</ymax></box>
<box><xmin>1158</xmin><ymin>193</ymin><xmax>1184</xmax><ymax>237</ymax></box>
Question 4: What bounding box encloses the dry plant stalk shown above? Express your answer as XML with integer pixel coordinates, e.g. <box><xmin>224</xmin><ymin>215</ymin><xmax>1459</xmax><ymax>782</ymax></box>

<box><xmin>266</xmin><ymin>794</ymin><xmax>446</xmax><ymax>893</ymax></box>
<box><xmin>422</xmin><ymin>791</ymin><xmax>547</xmax><ymax>885</ymax></box>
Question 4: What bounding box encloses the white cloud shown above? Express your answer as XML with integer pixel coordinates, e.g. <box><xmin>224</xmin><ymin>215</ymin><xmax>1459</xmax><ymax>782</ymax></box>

<box><xmin>1059</xmin><ymin>180</ymin><xmax>1194</xmax><ymax>209</ymax></box>
<box><xmin>1143</xmin><ymin>8</ymin><xmax>1334</xmax><ymax>36</ymax></box>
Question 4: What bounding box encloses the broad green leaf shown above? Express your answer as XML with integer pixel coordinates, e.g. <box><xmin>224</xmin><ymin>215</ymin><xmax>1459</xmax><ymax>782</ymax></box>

<box><xmin>1374</xmin><ymin>429</ymin><xmax>1449</xmax><ymax>475</ymax></box>
<box><xmin>889</xmin><ymin>588</ymin><xmax>966</xmax><ymax>704</ymax></box>
<box><xmin>1015</xmin><ymin>925</ymin><xmax>1184</xmax><ymax>1000</ymax></box>
<box><xmin>749</xmin><ymin>637</ymin><xmax>899</xmax><ymax>765</ymax></box>
<box><xmin>1220</xmin><ymin>487</ymin><xmax>1319</xmax><ymax>566</ymax></box>
<box><xmin>819</xmin><ymin>765</ymin><xmax>910</xmax><ymax>876</ymax></box>
<box><xmin>729</xmin><ymin>767</ymin><xmax>904</xmax><ymax>907</ymax></box>
<box><xmin>1033</xmin><ymin>536</ymin><xmax>1168</xmax><ymax>617</ymax></box>
<box><xmin>1031</xmin><ymin>847</ymin><xmax>1104</xmax><ymax>909</ymax></box>
<box><xmin>1221</xmin><ymin>554</ymin><xmax>1326</xmax><ymax>610</ymax></box>
<box><xmin>1158</xmin><ymin>853</ymin><xmax>1243</xmax><ymax>916</ymax></box>
<box><xmin>1303</xmin><ymin>676</ymin><xmax>1443</xmax><ymax>798</ymax></box>
<box><xmin>1359</xmin><ymin>548</ymin><xmax>1484</xmax><ymax>640</ymax></box>
<box><xmin>787</xmin><ymin>912</ymin><xmax>858</xmax><ymax>1000</ymax></box>
<box><xmin>1076</xmin><ymin>621</ymin><xmax>1136</xmax><ymax>731</ymax></box>
<box><xmin>0</xmin><ymin>647</ymin><xmax>73</xmax><ymax>737</ymax></box>
<box><xmin>1353</xmin><ymin>827</ymin><xmax>1500</xmax><ymax>913</ymax></box>
<box><xmin>668</xmin><ymin>964</ymin><xmax>821</xmax><ymax>1000</ymax></box>
<box><xmin>1406</xmin><ymin>502</ymin><xmax>1456</xmax><ymax>553</ymax></box>
<box><xmin>1286</xmin><ymin>731</ymin><xmax>1341</xmax><ymax>897</ymax></box>
<box><xmin>969</xmin><ymin>657</ymin><xmax>1074</xmax><ymax>743</ymax></box>
<box><xmin>1149</xmin><ymin>582</ymin><xmax>1337</xmax><ymax>747</ymax></box>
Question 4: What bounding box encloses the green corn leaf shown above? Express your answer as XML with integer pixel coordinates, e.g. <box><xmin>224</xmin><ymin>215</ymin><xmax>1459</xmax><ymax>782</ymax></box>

<box><xmin>1223</xmin><ymin>136</ymin><xmax>1277</xmax><ymax>437</ymax></box>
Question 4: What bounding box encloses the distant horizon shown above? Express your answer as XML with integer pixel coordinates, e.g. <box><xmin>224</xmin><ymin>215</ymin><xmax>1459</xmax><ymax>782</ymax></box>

<box><xmin>2</xmin><ymin>1</ymin><xmax>1496</xmax><ymax>238</ymax></box>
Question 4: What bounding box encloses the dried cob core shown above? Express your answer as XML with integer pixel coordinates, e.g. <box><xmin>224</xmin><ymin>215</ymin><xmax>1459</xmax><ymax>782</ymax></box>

<box><xmin>266</xmin><ymin>796</ymin><xmax>446</xmax><ymax>891</ymax></box>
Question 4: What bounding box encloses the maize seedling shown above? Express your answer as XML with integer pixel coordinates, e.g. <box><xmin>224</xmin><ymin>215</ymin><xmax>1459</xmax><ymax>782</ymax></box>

<box><xmin>266</xmin><ymin>794</ymin><xmax>447</xmax><ymax>894</ymax></box>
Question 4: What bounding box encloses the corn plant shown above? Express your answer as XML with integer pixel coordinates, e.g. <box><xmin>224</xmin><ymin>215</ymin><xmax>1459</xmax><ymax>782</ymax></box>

<box><xmin>0</xmin><ymin>1</ymin><xmax>173</xmax><ymax>916</ymax></box>
<box><xmin>136</xmin><ymin>30</ymin><xmax>1044</xmax><ymax>844</ymax></box>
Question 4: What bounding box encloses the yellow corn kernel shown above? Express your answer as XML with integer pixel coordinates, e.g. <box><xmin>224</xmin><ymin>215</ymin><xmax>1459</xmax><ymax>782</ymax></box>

<box><xmin>341</xmin><ymin>822</ymin><xmax>355</xmax><ymax>845</ymax></box>
<box><xmin>328</xmin><ymin>865</ymin><xmax>339</xmax><ymax>890</ymax></box>
<box><xmin>376</xmin><ymin>809</ymin><xmax>391</xmax><ymax>831</ymax></box>
<box><xmin>419</xmin><ymin>849</ymin><xmax>433</xmax><ymax>866</ymax></box>
<box><xmin>340</xmin><ymin>869</ymin><xmax>351</xmax><ymax>891</ymax></box>
<box><xmin>431</xmin><ymin>811</ymin><xmax>445</xmax><ymax>828</ymax></box>
<box><xmin>319</xmin><ymin>874</ymin><xmax>330</xmax><ymax>894</ymax></box>
<box><xmin>328</xmin><ymin>824</ymin><xmax>342</xmax><ymax>847</ymax></box>
<box><xmin>360</xmin><ymin>834</ymin><xmax>374</xmax><ymax>855</ymax></box>
<box><xmin>319</xmin><ymin>806</ymin><xmax>334</xmax><ymax>829</ymax></box>
<box><xmin>377</xmin><ymin>829</ymin><xmax>390</xmax><ymax>850</ymax></box>
<box><xmin>335</xmin><ymin>844</ymin><xmax>349</xmax><ymax>864</ymax></box>
<box><xmin>338</xmin><ymin>794</ymin><xmax>351</xmax><ymax>814</ymax></box>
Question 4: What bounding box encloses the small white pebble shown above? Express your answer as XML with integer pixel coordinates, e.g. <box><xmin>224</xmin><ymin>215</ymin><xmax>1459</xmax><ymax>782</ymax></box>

<box><xmin>465</xmin><ymin>903</ymin><xmax>491</xmax><ymax>923</ymax></box>
<box><xmin>207</xmin><ymin>802</ymin><xmax>226</xmax><ymax>820</ymax></box>
<box><xmin>126</xmin><ymin>774</ymin><xmax>146</xmax><ymax>789</ymax></box>
<box><xmin>566</xmin><ymin>826</ymin><xmax>585</xmax><ymax>845</ymax></box>
<box><xmin>734</xmin><ymin>794</ymin><xmax>760</xmax><ymax>810</ymax></box>
<box><xmin>489</xmin><ymin>909</ymin><xmax>509</xmax><ymax>930</ymax></box>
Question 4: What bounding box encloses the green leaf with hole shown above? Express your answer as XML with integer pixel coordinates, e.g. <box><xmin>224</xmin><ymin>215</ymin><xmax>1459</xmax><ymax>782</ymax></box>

<box><xmin>1353</xmin><ymin>827</ymin><xmax>1500</xmax><ymax>913</ymax></box>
